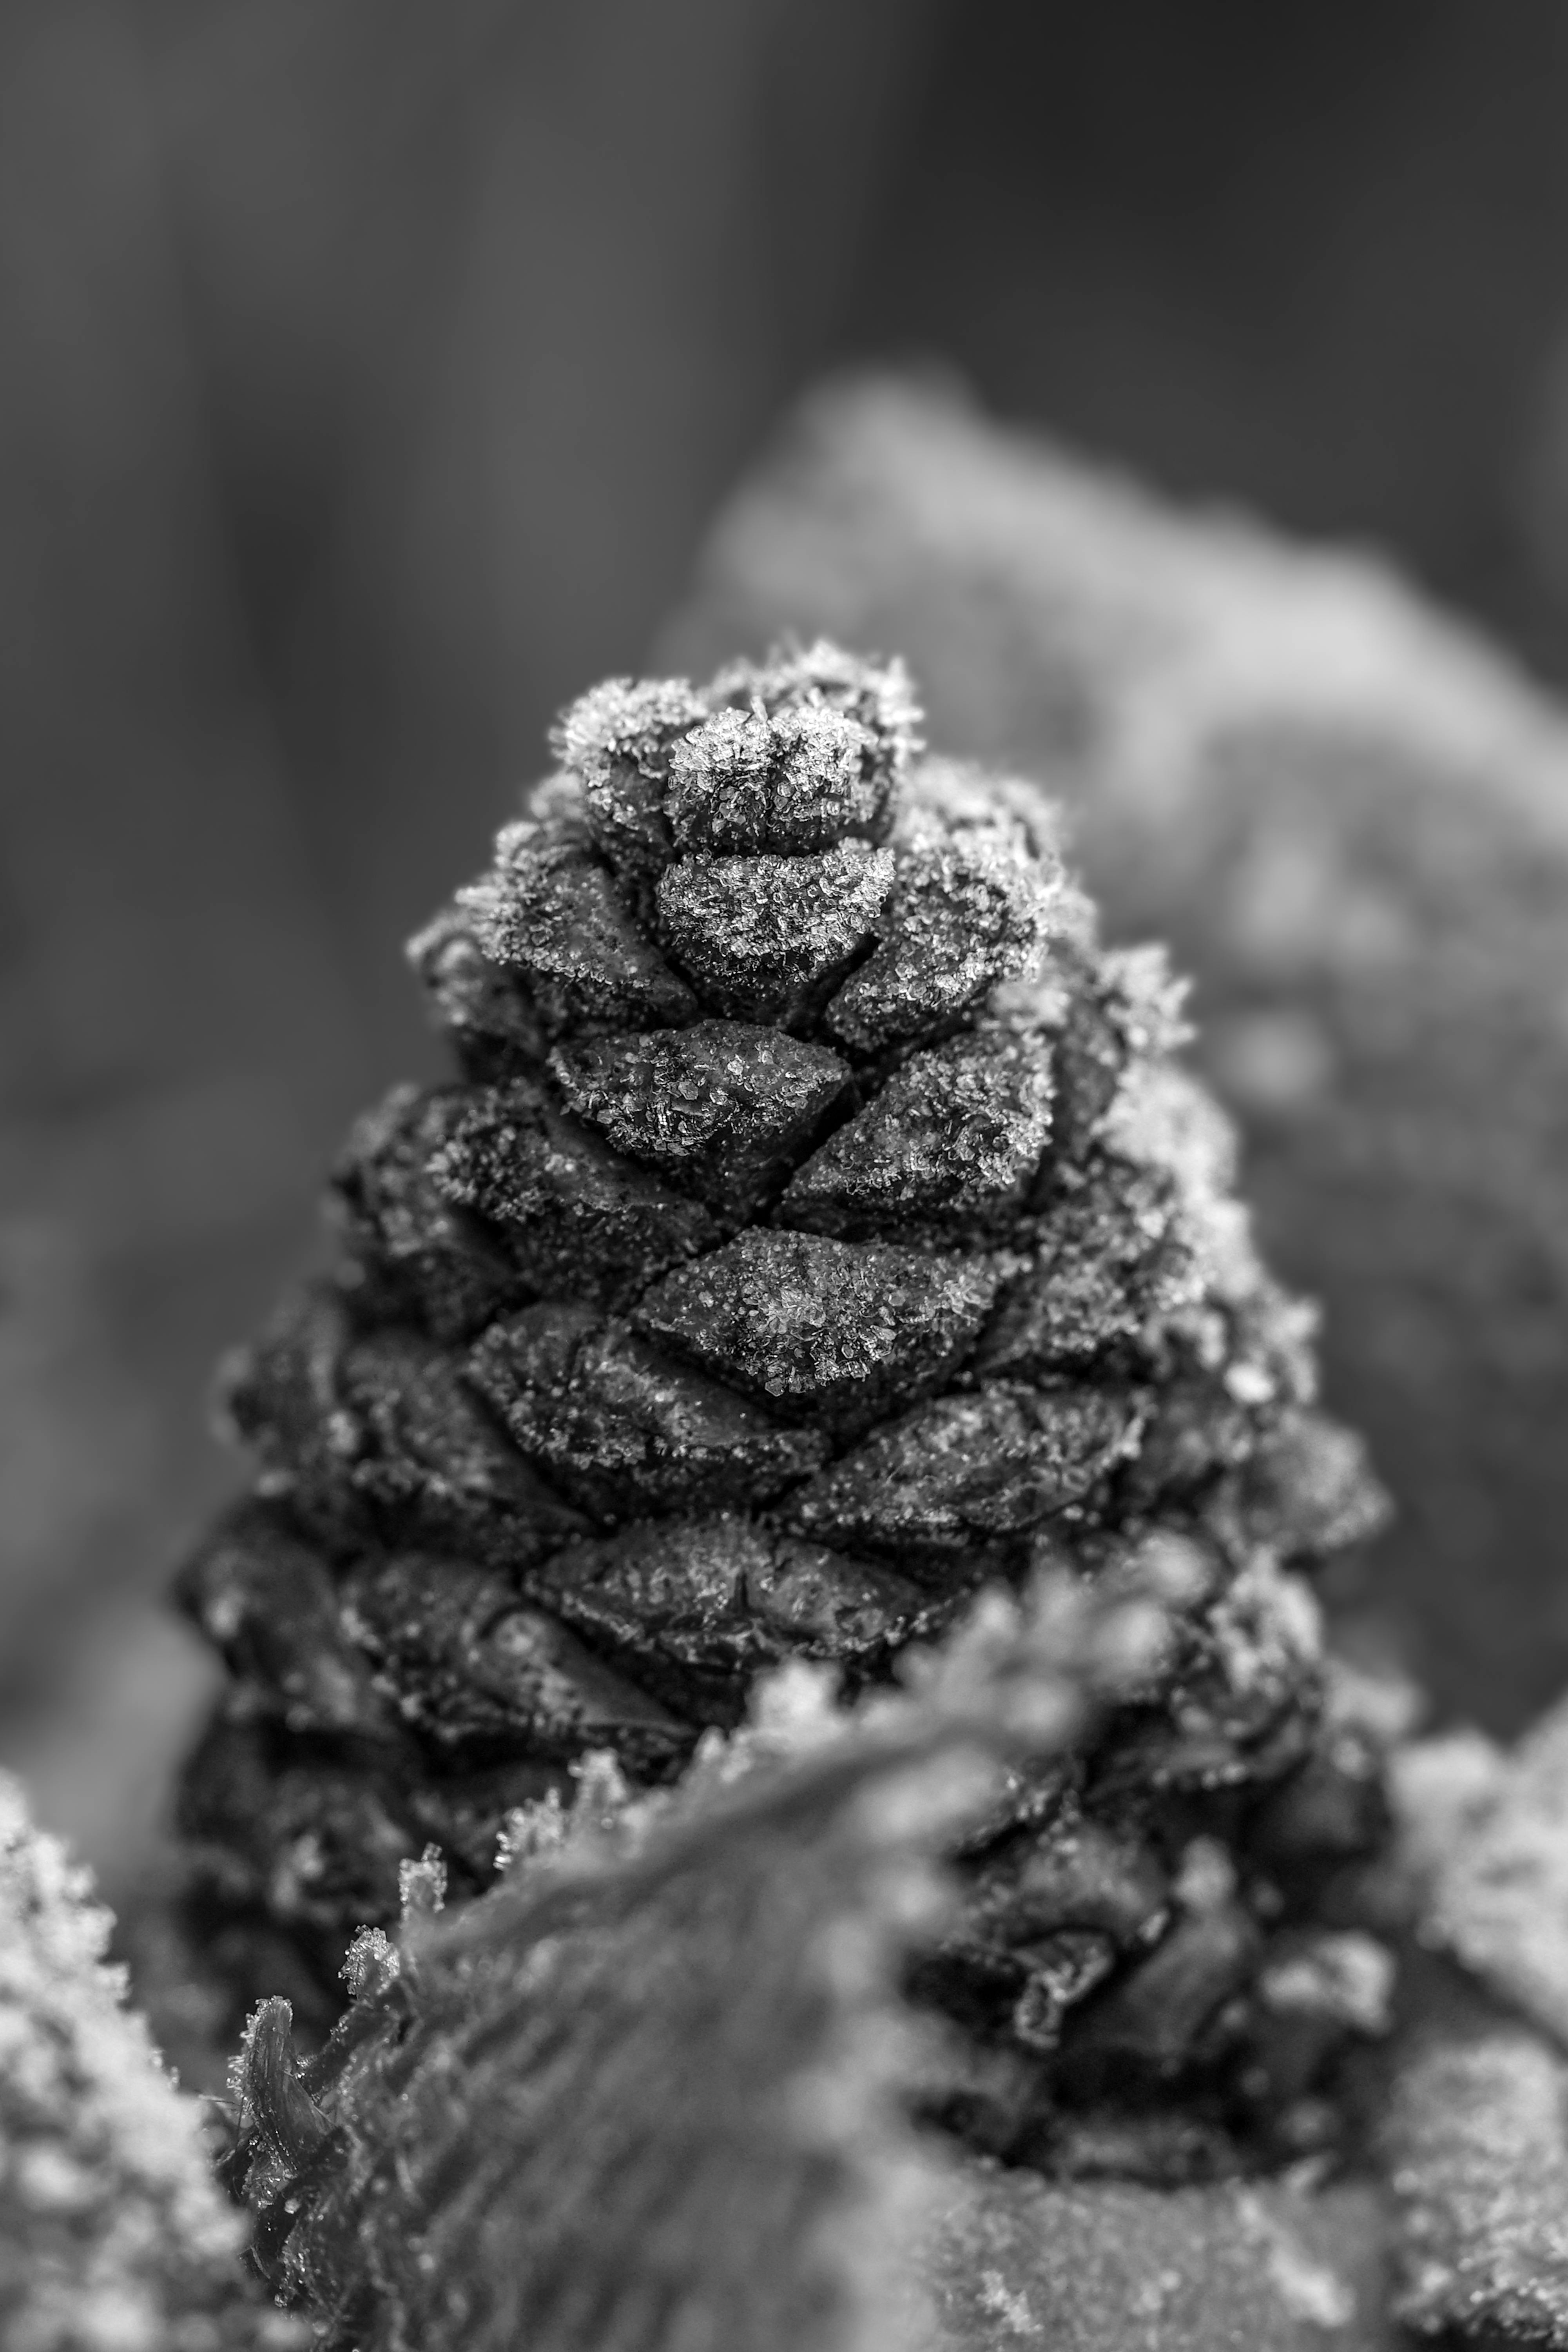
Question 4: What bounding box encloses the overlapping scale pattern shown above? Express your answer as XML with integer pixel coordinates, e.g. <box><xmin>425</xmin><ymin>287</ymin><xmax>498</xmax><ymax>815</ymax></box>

<box><xmin>174</xmin><ymin>642</ymin><xmax>1394</xmax><ymax>2178</ymax></box>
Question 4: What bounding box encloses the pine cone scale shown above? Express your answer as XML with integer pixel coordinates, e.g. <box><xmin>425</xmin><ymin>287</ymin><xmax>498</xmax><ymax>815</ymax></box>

<box><xmin>428</xmin><ymin>1078</ymin><xmax>721</xmax><ymax>1303</ymax></box>
<box><xmin>783</xmin><ymin>1381</ymin><xmax>1147</xmax><ymax>1559</ymax></box>
<box><xmin>547</xmin><ymin>1020</ymin><xmax>855</xmax><ymax>1214</ymax></box>
<box><xmin>466</xmin><ymin>1303</ymin><xmax>828</xmax><ymax>1521</ymax></box>
<box><xmin>653</xmin><ymin>840</ymin><xmax>896</xmax><ymax>1023</ymax></box>
<box><xmin>778</xmin><ymin>1024</ymin><xmax>1056</xmax><ymax>1237</ymax></box>
<box><xmin>629</xmin><ymin>1229</ymin><xmax>1004</xmax><ymax>1426</ymax></box>
<box><xmin>526</xmin><ymin>1515</ymin><xmax>939</xmax><ymax>1712</ymax></box>
<box><xmin>459</xmin><ymin>838</ymin><xmax>698</xmax><ymax>1029</ymax></box>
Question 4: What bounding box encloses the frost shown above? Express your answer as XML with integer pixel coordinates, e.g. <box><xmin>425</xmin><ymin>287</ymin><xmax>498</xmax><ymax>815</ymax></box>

<box><xmin>0</xmin><ymin>1773</ymin><xmax>289</xmax><ymax>2349</ymax></box>
<box><xmin>182</xmin><ymin>639</ymin><xmax>1394</xmax><ymax>2203</ymax></box>
<box><xmin>1426</xmin><ymin>1691</ymin><xmax>1568</xmax><ymax>2042</ymax></box>
<box><xmin>1386</xmin><ymin>2028</ymin><xmax>1568</xmax><ymax>2345</ymax></box>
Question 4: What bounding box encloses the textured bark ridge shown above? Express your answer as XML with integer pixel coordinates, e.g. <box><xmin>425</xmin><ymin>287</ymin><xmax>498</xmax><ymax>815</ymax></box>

<box><xmin>174</xmin><ymin>642</ymin><xmax>1393</xmax><ymax>2180</ymax></box>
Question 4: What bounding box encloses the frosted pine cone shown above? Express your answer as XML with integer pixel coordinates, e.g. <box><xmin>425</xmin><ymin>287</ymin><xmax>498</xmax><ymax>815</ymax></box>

<box><xmin>175</xmin><ymin>642</ymin><xmax>1390</xmax><ymax>2173</ymax></box>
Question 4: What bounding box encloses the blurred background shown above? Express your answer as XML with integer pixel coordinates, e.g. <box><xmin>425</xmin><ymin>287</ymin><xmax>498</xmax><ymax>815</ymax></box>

<box><xmin>8</xmin><ymin>0</ymin><xmax>1568</xmax><ymax>1895</ymax></box>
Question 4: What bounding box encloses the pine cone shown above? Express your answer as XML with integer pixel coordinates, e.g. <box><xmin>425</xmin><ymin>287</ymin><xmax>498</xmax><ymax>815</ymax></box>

<box><xmin>174</xmin><ymin>641</ymin><xmax>1391</xmax><ymax>2172</ymax></box>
